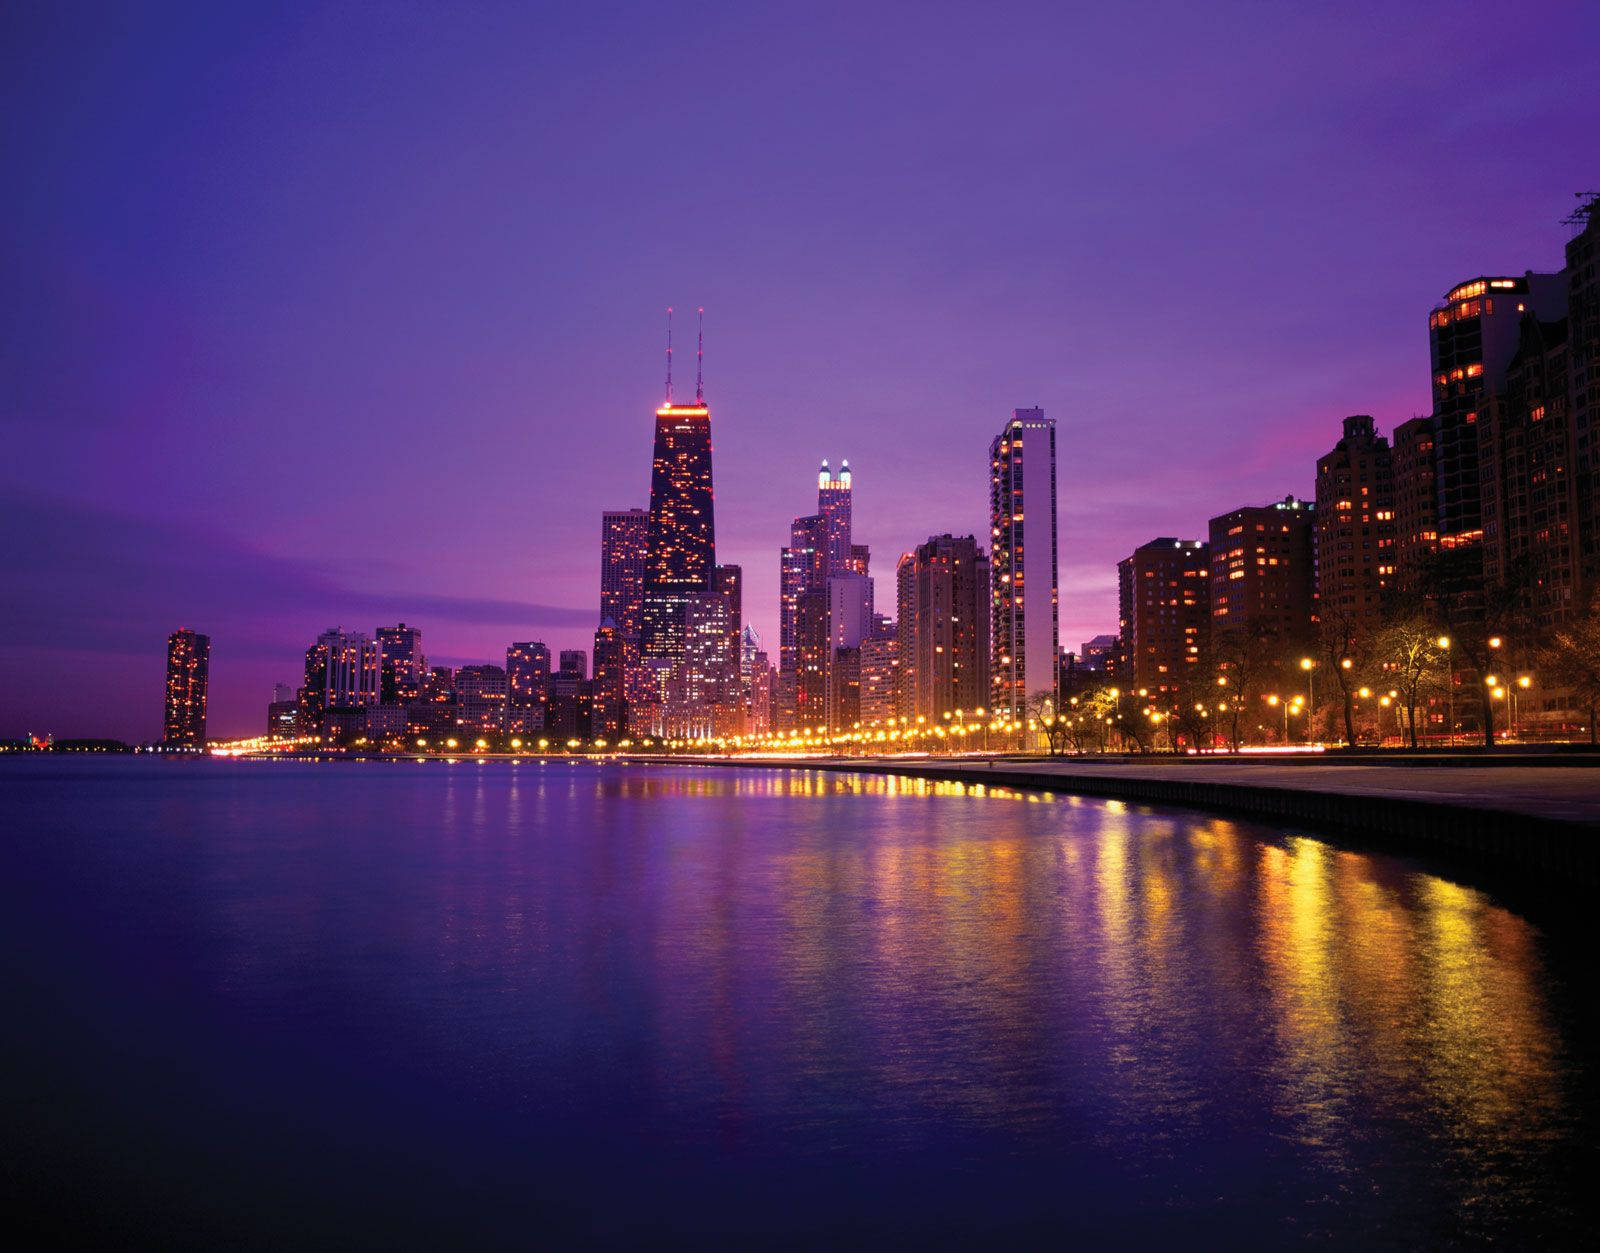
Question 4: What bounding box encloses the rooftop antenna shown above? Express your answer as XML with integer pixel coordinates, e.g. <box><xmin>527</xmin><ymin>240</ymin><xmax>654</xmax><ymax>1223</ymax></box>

<box><xmin>664</xmin><ymin>306</ymin><xmax>675</xmax><ymax>405</ymax></box>
<box><xmin>1562</xmin><ymin>191</ymin><xmax>1599</xmax><ymax>229</ymax></box>
<box><xmin>695</xmin><ymin>306</ymin><xmax>704</xmax><ymax>403</ymax></box>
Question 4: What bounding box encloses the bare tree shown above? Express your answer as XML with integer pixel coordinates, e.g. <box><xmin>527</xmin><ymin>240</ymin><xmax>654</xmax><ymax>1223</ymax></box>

<box><xmin>1319</xmin><ymin>608</ymin><xmax>1373</xmax><ymax>747</ymax></box>
<box><xmin>1374</xmin><ymin>617</ymin><xmax>1449</xmax><ymax>748</ymax></box>
<box><xmin>1543</xmin><ymin>594</ymin><xmax>1600</xmax><ymax>744</ymax></box>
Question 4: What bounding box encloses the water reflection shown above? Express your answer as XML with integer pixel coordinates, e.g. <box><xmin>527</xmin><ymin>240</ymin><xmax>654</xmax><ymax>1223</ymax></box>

<box><xmin>5</xmin><ymin>759</ymin><xmax>1587</xmax><ymax>1243</ymax></box>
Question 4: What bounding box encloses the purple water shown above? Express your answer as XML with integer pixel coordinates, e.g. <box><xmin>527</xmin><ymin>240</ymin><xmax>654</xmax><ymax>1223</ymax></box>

<box><xmin>2</xmin><ymin>758</ymin><xmax>1592</xmax><ymax>1247</ymax></box>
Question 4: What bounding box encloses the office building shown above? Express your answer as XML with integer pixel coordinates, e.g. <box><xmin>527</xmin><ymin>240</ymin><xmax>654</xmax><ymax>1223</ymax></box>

<box><xmin>454</xmin><ymin>665</ymin><xmax>508</xmax><ymax>733</ymax></box>
<box><xmin>592</xmin><ymin>619</ymin><xmax>625</xmax><ymax>738</ymax></box>
<box><xmin>300</xmin><ymin>628</ymin><xmax>379</xmax><ymax>734</ymax></box>
<box><xmin>779</xmin><ymin>460</ymin><xmax>873</xmax><ymax>731</ymax></box>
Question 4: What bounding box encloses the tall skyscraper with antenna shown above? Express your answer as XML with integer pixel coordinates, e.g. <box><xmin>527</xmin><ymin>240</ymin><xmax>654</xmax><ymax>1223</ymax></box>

<box><xmin>642</xmin><ymin>307</ymin><xmax>718</xmax><ymax>662</ymax></box>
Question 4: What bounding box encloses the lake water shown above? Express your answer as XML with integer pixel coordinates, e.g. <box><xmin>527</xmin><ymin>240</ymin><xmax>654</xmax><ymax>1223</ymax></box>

<box><xmin>1</xmin><ymin>758</ymin><xmax>1592</xmax><ymax>1247</ymax></box>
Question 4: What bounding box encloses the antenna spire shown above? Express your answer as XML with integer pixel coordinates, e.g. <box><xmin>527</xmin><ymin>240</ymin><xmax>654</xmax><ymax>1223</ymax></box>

<box><xmin>665</xmin><ymin>307</ymin><xmax>673</xmax><ymax>404</ymax></box>
<box><xmin>695</xmin><ymin>306</ymin><xmax>704</xmax><ymax>403</ymax></box>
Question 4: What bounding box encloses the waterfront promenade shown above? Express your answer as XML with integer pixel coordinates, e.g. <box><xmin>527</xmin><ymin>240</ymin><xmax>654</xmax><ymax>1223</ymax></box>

<box><xmin>707</xmin><ymin>753</ymin><xmax>1600</xmax><ymax>887</ymax></box>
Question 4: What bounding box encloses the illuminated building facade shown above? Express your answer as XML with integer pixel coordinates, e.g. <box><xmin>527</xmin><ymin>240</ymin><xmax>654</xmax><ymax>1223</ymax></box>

<box><xmin>859</xmin><ymin>633</ymin><xmax>900</xmax><ymax>726</ymax></box>
<box><xmin>506</xmin><ymin>641</ymin><xmax>550</xmax><ymax>726</ymax></box>
<box><xmin>1427</xmin><ymin>273</ymin><xmax>1565</xmax><ymax>599</ymax></box>
<box><xmin>601</xmin><ymin>508</ymin><xmax>652</xmax><ymax>724</ymax></box>
<box><xmin>1116</xmin><ymin>539</ymin><xmax>1209</xmax><ymax>694</ymax></box>
<box><xmin>779</xmin><ymin>460</ymin><xmax>873</xmax><ymax>731</ymax></box>
<box><xmin>299</xmin><ymin>628</ymin><xmax>379</xmax><ymax>734</ymax></box>
<box><xmin>990</xmin><ymin>408</ymin><xmax>1059</xmax><ymax>719</ymax></box>
<box><xmin>1391</xmin><ymin>417</ymin><xmax>1438</xmax><ymax>595</ymax></box>
<box><xmin>642</xmin><ymin>401</ymin><xmax>716</xmax><ymax>662</ymax></box>
<box><xmin>591</xmin><ymin>619</ymin><xmax>625</xmax><ymax>738</ymax></box>
<box><xmin>902</xmin><ymin>534</ymin><xmax>991</xmax><ymax>721</ymax></box>
<box><xmin>1313</xmin><ymin>416</ymin><xmax>1395</xmax><ymax>639</ymax></box>
<box><xmin>163</xmin><ymin>628</ymin><xmax>210</xmax><ymax>745</ymax></box>
<box><xmin>454</xmin><ymin>665</ymin><xmax>507</xmax><ymax>732</ymax></box>
<box><xmin>376</xmin><ymin>623</ymin><xmax>426</xmax><ymax>705</ymax></box>
<box><xmin>1207</xmin><ymin>496</ymin><xmax>1314</xmax><ymax>651</ymax></box>
<box><xmin>742</xmin><ymin>627</ymin><xmax>774</xmax><ymax>736</ymax></box>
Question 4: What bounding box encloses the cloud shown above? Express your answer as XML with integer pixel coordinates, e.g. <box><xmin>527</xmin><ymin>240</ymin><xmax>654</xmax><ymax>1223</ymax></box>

<box><xmin>0</xmin><ymin>490</ymin><xmax>591</xmax><ymax>661</ymax></box>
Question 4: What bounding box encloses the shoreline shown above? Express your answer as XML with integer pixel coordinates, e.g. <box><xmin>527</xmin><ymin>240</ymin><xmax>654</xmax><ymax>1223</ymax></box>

<box><xmin>642</xmin><ymin>753</ymin><xmax>1600</xmax><ymax>891</ymax></box>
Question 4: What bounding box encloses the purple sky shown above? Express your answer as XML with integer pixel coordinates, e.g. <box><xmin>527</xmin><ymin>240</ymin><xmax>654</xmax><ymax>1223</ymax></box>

<box><xmin>4</xmin><ymin>1</ymin><xmax>1597</xmax><ymax>740</ymax></box>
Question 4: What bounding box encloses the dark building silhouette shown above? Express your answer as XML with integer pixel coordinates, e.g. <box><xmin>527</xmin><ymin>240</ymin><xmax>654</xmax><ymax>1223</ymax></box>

<box><xmin>900</xmin><ymin>535</ymin><xmax>991</xmax><ymax>721</ymax></box>
<box><xmin>1313</xmin><ymin>416</ymin><xmax>1395</xmax><ymax>639</ymax></box>
<box><xmin>1116</xmin><ymin>539</ymin><xmax>1209</xmax><ymax>695</ymax></box>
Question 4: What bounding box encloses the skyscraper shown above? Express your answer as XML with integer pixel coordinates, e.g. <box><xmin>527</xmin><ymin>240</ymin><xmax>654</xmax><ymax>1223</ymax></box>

<box><xmin>1425</xmin><ymin>272</ymin><xmax>1565</xmax><ymax>599</ymax></box>
<box><xmin>376</xmin><ymin>623</ymin><xmax>426</xmax><ymax>704</ymax></box>
<box><xmin>990</xmin><ymin>408</ymin><xmax>1059</xmax><ymax>719</ymax></box>
<box><xmin>902</xmin><ymin>535</ymin><xmax>991</xmax><ymax>721</ymax></box>
<box><xmin>299</xmin><ymin>628</ymin><xmax>380</xmax><ymax>739</ymax></box>
<box><xmin>601</xmin><ymin>507</ymin><xmax>652</xmax><ymax>726</ymax></box>
<box><xmin>1116</xmin><ymin>539</ymin><xmax>1210</xmax><ymax>694</ymax></box>
<box><xmin>779</xmin><ymin>460</ymin><xmax>872</xmax><ymax>731</ymax></box>
<box><xmin>1207</xmin><ymin>496</ymin><xmax>1315</xmax><ymax>651</ymax></box>
<box><xmin>163</xmin><ymin>628</ymin><xmax>210</xmax><ymax>746</ymax></box>
<box><xmin>592</xmin><ymin>619</ymin><xmax>625</xmax><ymax>738</ymax></box>
<box><xmin>1313</xmin><ymin>416</ymin><xmax>1395</xmax><ymax>638</ymax></box>
<box><xmin>506</xmin><ymin>641</ymin><xmax>550</xmax><ymax>732</ymax></box>
<box><xmin>642</xmin><ymin>393</ymin><xmax>716</xmax><ymax>661</ymax></box>
<box><xmin>1391</xmin><ymin>417</ymin><xmax>1438</xmax><ymax>595</ymax></box>
<box><xmin>454</xmin><ymin>665</ymin><xmax>508</xmax><ymax>733</ymax></box>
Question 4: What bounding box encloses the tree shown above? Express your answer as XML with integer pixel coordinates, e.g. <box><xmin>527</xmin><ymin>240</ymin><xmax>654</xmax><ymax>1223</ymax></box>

<box><xmin>1374</xmin><ymin>617</ymin><xmax>1449</xmax><ymax>748</ymax></box>
<box><xmin>1543</xmin><ymin>594</ymin><xmax>1600</xmax><ymax>744</ymax></box>
<box><xmin>1211</xmin><ymin>624</ymin><xmax>1285</xmax><ymax>752</ymax></box>
<box><xmin>1319</xmin><ymin>608</ymin><xmax>1373</xmax><ymax>747</ymax></box>
<box><xmin>1028</xmin><ymin>692</ymin><xmax>1071</xmax><ymax>756</ymax></box>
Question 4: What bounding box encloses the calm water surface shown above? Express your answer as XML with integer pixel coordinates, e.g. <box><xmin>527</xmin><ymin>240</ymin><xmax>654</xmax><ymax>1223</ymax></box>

<box><xmin>1</xmin><ymin>759</ymin><xmax>1593</xmax><ymax>1247</ymax></box>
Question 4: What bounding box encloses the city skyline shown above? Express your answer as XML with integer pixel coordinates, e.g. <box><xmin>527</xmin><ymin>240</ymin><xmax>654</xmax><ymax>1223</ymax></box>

<box><xmin>4</xmin><ymin>3</ymin><xmax>1599</xmax><ymax>740</ymax></box>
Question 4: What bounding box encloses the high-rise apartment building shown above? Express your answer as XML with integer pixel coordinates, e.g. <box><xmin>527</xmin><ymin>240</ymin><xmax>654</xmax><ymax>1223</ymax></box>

<box><xmin>989</xmin><ymin>408</ymin><xmax>1060</xmax><ymax>718</ymax></box>
<box><xmin>1568</xmin><ymin>198</ymin><xmax>1600</xmax><ymax>593</ymax></box>
<box><xmin>1313</xmin><ymin>416</ymin><xmax>1395</xmax><ymax>638</ymax></box>
<box><xmin>1391</xmin><ymin>417</ymin><xmax>1438</xmax><ymax>595</ymax></box>
<box><xmin>1207</xmin><ymin>496</ymin><xmax>1314</xmax><ymax>651</ymax></box>
<box><xmin>901</xmin><ymin>535</ymin><xmax>991</xmax><ymax>721</ymax></box>
<box><xmin>1116</xmin><ymin>539</ymin><xmax>1209</xmax><ymax>694</ymax></box>
<box><xmin>376</xmin><ymin>623</ymin><xmax>425</xmax><ymax>704</ymax></box>
<box><xmin>1425</xmin><ymin>272</ymin><xmax>1565</xmax><ymax>598</ymax></box>
<box><xmin>163</xmin><ymin>628</ymin><xmax>210</xmax><ymax>746</ymax></box>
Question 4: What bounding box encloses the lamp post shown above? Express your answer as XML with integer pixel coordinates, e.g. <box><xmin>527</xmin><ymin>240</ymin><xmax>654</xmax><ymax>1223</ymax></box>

<box><xmin>1437</xmin><ymin>636</ymin><xmax>1453</xmax><ymax>746</ymax></box>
